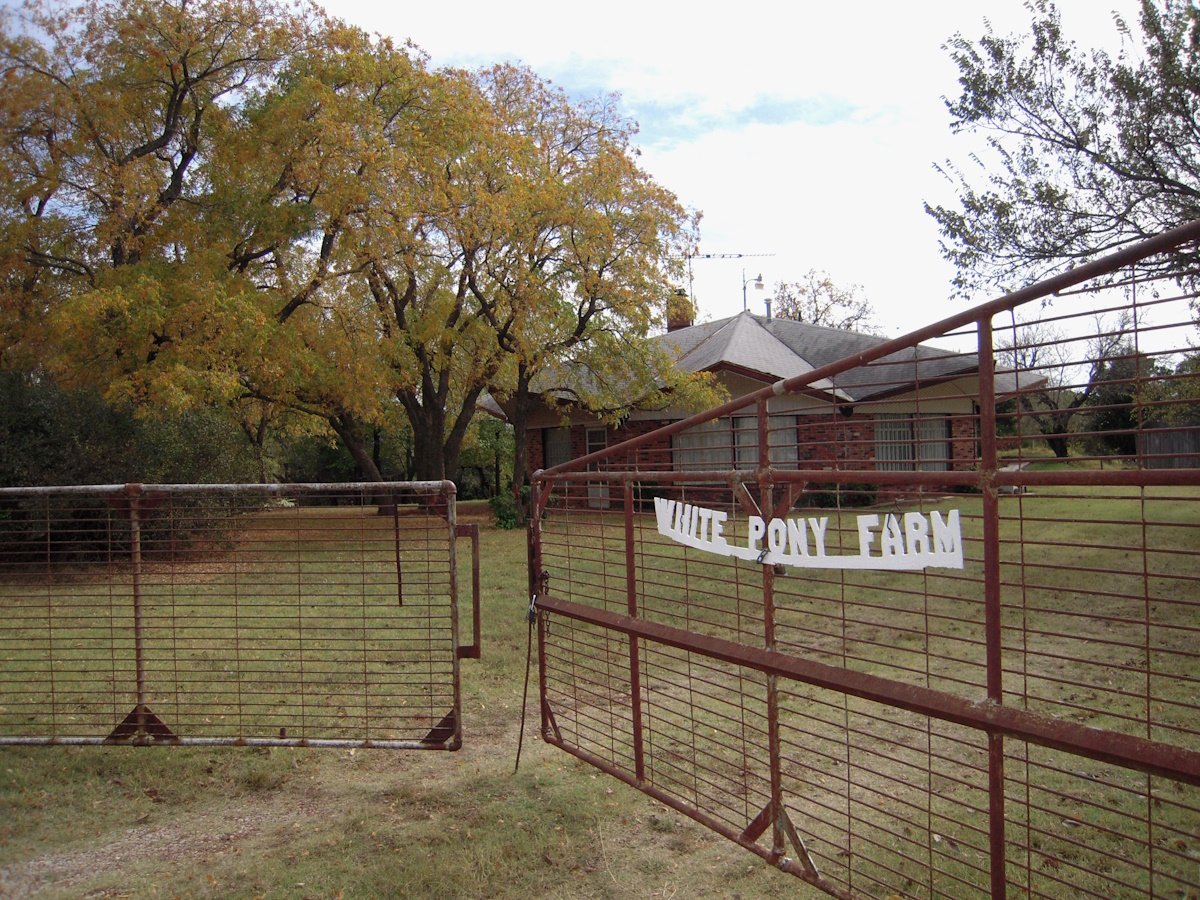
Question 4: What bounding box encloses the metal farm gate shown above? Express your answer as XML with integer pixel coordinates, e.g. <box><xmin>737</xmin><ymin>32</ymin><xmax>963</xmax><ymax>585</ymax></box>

<box><xmin>529</xmin><ymin>222</ymin><xmax>1200</xmax><ymax>898</ymax></box>
<box><xmin>0</xmin><ymin>482</ymin><xmax>479</xmax><ymax>749</ymax></box>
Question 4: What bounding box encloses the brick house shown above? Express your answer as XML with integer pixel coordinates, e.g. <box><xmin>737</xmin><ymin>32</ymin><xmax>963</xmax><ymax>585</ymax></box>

<box><xmin>496</xmin><ymin>310</ymin><xmax>1015</xmax><ymax>501</ymax></box>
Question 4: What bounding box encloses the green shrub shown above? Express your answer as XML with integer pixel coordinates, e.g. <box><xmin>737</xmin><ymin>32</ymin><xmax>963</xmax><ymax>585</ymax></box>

<box><xmin>488</xmin><ymin>491</ymin><xmax>521</xmax><ymax>529</ymax></box>
<box><xmin>798</xmin><ymin>482</ymin><xmax>878</xmax><ymax>509</ymax></box>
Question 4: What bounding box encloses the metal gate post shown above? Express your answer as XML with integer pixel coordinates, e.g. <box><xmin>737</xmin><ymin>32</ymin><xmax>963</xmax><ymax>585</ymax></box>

<box><xmin>445</xmin><ymin>483</ymin><xmax>463</xmax><ymax>748</ymax></box>
<box><xmin>757</xmin><ymin>399</ymin><xmax>787</xmax><ymax>861</ymax></box>
<box><xmin>527</xmin><ymin>479</ymin><xmax>542</xmax><ymax>601</ymax></box>
<box><xmin>625</xmin><ymin>478</ymin><xmax>646</xmax><ymax>782</ymax></box>
<box><xmin>528</xmin><ymin>478</ymin><xmax>552</xmax><ymax>740</ymax></box>
<box><xmin>128</xmin><ymin>484</ymin><xmax>147</xmax><ymax>736</ymax></box>
<box><xmin>978</xmin><ymin>316</ymin><xmax>1007</xmax><ymax>899</ymax></box>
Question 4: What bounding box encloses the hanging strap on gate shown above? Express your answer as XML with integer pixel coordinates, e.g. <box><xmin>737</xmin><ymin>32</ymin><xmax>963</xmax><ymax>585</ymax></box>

<box><xmin>515</xmin><ymin>574</ymin><xmax>549</xmax><ymax>773</ymax></box>
<box><xmin>514</xmin><ymin>593</ymin><xmax>537</xmax><ymax>773</ymax></box>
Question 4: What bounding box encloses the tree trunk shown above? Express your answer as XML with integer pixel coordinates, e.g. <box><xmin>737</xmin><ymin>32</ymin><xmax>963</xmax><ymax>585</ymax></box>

<box><xmin>442</xmin><ymin>385</ymin><xmax>484</xmax><ymax>485</ymax></box>
<box><xmin>1044</xmin><ymin>408</ymin><xmax>1077</xmax><ymax>459</ymax></box>
<box><xmin>396</xmin><ymin>387</ymin><xmax>486</xmax><ymax>518</ymax></box>
<box><xmin>403</xmin><ymin>438</ymin><xmax>415</xmax><ymax>480</ymax></box>
<box><xmin>1021</xmin><ymin>397</ymin><xmax>1078</xmax><ymax>461</ymax></box>
<box><xmin>239</xmin><ymin>410</ymin><xmax>273</xmax><ymax>484</ymax></box>
<box><xmin>327</xmin><ymin>412</ymin><xmax>400</xmax><ymax>514</ymax></box>
<box><xmin>398</xmin><ymin>387</ymin><xmax>485</xmax><ymax>486</ymax></box>
<box><xmin>327</xmin><ymin>412</ymin><xmax>384</xmax><ymax>482</ymax></box>
<box><xmin>408</xmin><ymin>411</ymin><xmax>445</xmax><ymax>482</ymax></box>
<box><xmin>509</xmin><ymin>364</ymin><xmax>535</xmax><ymax>523</ymax></box>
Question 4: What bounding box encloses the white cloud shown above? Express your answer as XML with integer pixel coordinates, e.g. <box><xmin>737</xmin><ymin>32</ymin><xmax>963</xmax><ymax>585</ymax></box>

<box><xmin>324</xmin><ymin>0</ymin><xmax>1146</xmax><ymax>333</ymax></box>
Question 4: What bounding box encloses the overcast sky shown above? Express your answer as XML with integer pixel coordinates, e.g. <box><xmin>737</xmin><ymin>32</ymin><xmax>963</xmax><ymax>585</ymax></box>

<box><xmin>325</xmin><ymin>1</ymin><xmax>1144</xmax><ymax>335</ymax></box>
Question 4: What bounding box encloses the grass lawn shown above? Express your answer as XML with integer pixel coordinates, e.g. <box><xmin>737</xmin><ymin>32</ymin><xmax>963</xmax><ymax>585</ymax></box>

<box><xmin>531</xmin><ymin>482</ymin><xmax>1200</xmax><ymax>900</ymax></box>
<box><xmin>0</xmin><ymin>501</ymin><xmax>814</xmax><ymax>899</ymax></box>
<box><xmin>1</xmin><ymin>485</ymin><xmax>1197</xmax><ymax>899</ymax></box>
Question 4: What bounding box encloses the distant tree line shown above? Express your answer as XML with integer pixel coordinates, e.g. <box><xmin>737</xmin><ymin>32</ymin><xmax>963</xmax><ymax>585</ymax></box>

<box><xmin>0</xmin><ymin>369</ymin><xmax>521</xmax><ymax>492</ymax></box>
<box><xmin>930</xmin><ymin>1</ymin><xmax>1200</xmax><ymax>459</ymax></box>
<box><xmin>996</xmin><ymin>316</ymin><xmax>1200</xmax><ymax>458</ymax></box>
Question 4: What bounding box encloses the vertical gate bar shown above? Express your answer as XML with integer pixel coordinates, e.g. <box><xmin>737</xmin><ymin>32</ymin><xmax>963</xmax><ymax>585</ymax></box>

<box><xmin>45</xmin><ymin>496</ymin><xmax>56</xmax><ymax>735</ymax></box>
<box><xmin>977</xmin><ymin>316</ymin><xmax>1007</xmax><ymax>899</ymax></box>
<box><xmin>296</xmin><ymin>496</ymin><xmax>307</xmax><ymax>738</ymax></box>
<box><xmin>527</xmin><ymin>479</ymin><xmax>542</xmax><ymax>601</ymax></box>
<box><xmin>127</xmin><ymin>484</ymin><xmax>147</xmax><ymax>734</ymax></box>
<box><xmin>757</xmin><ymin>398</ymin><xmax>785</xmax><ymax>859</ymax></box>
<box><xmin>537</xmin><ymin>594</ymin><xmax>551</xmax><ymax>739</ymax></box>
<box><xmin>1131</xmin><ymin>271</ymin><xmax>1157</xmax><ymax>893</ymax></box>
<box><xmin>624</xmin><ymin>479</ymin><xmax>645</xmax><ymax>782</ymax></box>
<box><xmin>528</xmin><ymin>479</ymin><xmax>551</xmax><ymax>738</ymax></box>
<box><xmin>393</xmin><ymin>494</ymin><xmax>404</xmax><ymax>607</ymax></box>
<box><xmin>453</xmin><ymin>524</ymin><xmax>482</xmax><ymax>660</ymax></box>
<box><xmin>446</xmin><ymin>483</ymin><xmax>463</xmax><ymax>747</ymax></box>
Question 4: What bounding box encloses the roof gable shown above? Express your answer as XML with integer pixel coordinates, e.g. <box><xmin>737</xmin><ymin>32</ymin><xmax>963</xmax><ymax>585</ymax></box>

<box><xmin>666</xmin><ymin>312</ymin><xmax>976</xmax><ymax>402</ymax></box>
<box><xmin>519</xmin><ymin>310</ymin><xmax>989</xmax><ymax>412</ymax></box>
<box><xmin>671</xmin><ymin>314</ymin><xmax>819</xmax><ymax>383</ymax></box>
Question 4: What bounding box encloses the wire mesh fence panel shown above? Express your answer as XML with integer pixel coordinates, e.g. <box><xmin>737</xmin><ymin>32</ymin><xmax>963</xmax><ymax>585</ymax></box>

<box><xmin>0</xmin><ymin>482</ymin><xmax>477</xmax><ymax>749</ymax></box>
<box><xmin>530</xmin><ymin>220</ymin><xmax>1200</xmax><ymax>899</ymax></box>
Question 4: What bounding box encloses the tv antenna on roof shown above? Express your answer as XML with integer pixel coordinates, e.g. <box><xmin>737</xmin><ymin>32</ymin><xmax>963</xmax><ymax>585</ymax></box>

<box><xmin>682</xmin><ymin>252</ymin><xmax>775</xmax><ymax>309</ymax></box>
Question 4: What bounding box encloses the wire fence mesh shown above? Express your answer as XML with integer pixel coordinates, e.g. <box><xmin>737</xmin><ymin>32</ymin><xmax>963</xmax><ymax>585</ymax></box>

<box><xmin>0</xmin><ymin>482</ymin><xmax>475</xmax><ymax>750</ymax></box>
<box><xmin>530</xmin><ymin>221</ymin><xmax>1200</xmax><ymax>899</ymax></box>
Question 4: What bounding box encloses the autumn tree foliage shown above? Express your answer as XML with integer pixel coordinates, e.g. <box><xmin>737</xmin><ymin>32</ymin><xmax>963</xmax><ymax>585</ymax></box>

<box><xmin>0</xmin><ymin>0</ymin><xmax>307</xmax><ymax>368</ymax></box>
<box><xmin>0</xmin><ymin>0</ymin><xmax>700</xmax><ymax>485</ymax></box>
<box><xmin>462</xmin><ymin>65</ymin><xmax>705</xmax><ymax>495</ymax></box>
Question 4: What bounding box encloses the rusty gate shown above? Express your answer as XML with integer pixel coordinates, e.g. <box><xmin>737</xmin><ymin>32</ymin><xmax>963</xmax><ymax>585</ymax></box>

<box><xmin>529</xmin><ymin>221</ymin><xmax>1200</xmax><ymax>898</ymax></box>
<box><xmin>0</xmin><ymin>482</ymin><xmax>479</xmax><ymax>749</ymax></box>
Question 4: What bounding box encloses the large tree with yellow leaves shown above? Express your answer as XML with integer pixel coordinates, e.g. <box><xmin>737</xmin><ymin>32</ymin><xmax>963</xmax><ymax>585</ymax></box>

<box><xmin>0</xmin><ymin>0</ymin><xmax>706</xmax><ymax>485</ymax></box>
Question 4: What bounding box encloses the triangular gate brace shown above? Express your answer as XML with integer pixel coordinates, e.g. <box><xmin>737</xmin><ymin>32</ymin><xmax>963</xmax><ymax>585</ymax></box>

<box><xmin>106</xmin><ymin>704</ymin><xmax>177</xmax><ymax>743</ymax></box>
<box><xmin>421</xmin><ymin>711</ymin><xmax>458</xmax><ymax>745</ymax></box>
<box><xmin>740</xmin><ymin>800</ymin><xmax>820</xmax><ymax>880</ymax></box>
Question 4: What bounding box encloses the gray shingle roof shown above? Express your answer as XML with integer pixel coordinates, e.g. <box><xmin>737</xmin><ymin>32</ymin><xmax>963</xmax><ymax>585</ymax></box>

<box><xmin>519</xmin><ymin>311</ymin><xmax>1025</xmax><ymax>411</ymax></box>
<box><xmin>665</xmin><ymin>312</ymin><xmax>977</xmax><ymax>402</ymax></box>
<box><xmin>668</xmin><ymin>314</ymin><xmax>824</xmax><ymax>385</ymax></box>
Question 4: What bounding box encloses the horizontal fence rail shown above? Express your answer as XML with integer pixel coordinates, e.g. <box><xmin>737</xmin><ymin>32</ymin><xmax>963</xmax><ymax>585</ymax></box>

<box><xmin>530</xmin><ymin>221</ymin><xmax>1200</xmax><ymax>899</ymax></box>
<box><xmin>0</xmin><ymin>482</ymin><xmax>478</xmax><ymax>750</ymax></box>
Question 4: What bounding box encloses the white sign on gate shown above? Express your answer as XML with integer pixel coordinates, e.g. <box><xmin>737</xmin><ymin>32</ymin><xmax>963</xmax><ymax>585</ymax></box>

<box><xmin>653</xmin><ymin>498</ymin><xmax>964</xmax><ymax>571</ymax></box>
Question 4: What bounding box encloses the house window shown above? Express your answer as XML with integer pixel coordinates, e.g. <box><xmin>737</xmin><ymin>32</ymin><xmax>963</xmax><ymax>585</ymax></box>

<box><xmin>732</xmin><ymin>415</ymin><xmax>801</xmax><ymax>468</ymax></box>
<box><xmin>675</xmin><ymin>418</ymin><xmax>729</xmax><ymax>472</ymax></box>
<box><xmin>875</xmin><ymin>414</ymin><xmax>950</xmax><ymax>471</ymax></box>
<box><xmin>733</xmin><ymin>416</ymin><xmax>758</xmax><ymax>470</ymax></box>
<box><xmin>768</xmin><ymin>415</ymin><xmax>799</xmax><ymax>468</ymax></box>
<box><xmin>674</xmin><ymin>415</ymin><xmax>800</xmax><ymax>471</ymax></box>
<box><xmin>544</xmin><ymin>426</ymin><xmax>571</xmax><ymax>470</ymax></box>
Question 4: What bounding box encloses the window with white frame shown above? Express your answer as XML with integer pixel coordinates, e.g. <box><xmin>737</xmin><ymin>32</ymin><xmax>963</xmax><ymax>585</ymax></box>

<box><xmin>674</xmin><ymin>415</ymin><xmax>800</xmax><ymax>471</ymax></box>
<box><xmin>733</xmin><ymin>416</ymin><xmax>758</xmax><ymax>470</ymax></box>
<box><xmin>875</xmin><ymin>413</ymin><xmax>950</xmax><ymax>471</ymax></box>
<box><xmin>586</xmin><ymin>427</ymin><xmax>609</xmax><ymax>507</ymax></box>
